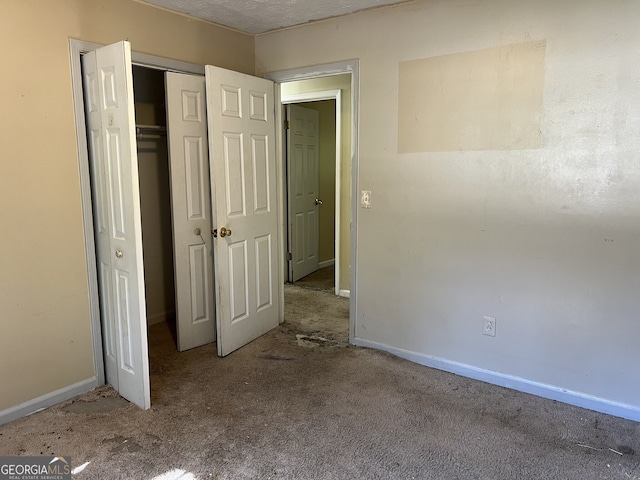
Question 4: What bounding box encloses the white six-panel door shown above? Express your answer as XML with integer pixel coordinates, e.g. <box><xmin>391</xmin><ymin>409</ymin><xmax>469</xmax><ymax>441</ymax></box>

<box><xmin>83</xmin><ymin>43</ymin><xmax>281</xmax><ymax>406</ymax></box>
<box><xmin>82</xmin><ymin>41</ymin><xmax>150</xmax><ymax>409</ymax></box>
<box><xmin>165</xmin><ymin>72</ymin><xmax>216</xmax><ymax>352</ymax></box>
<box><xmin>287</xmin><ymin>104</ymin><xmax>320</xmax><ymax>282</ymax></box>
<box><xmin>205</xmin><ymin>66</ymin><xmax>281</xmax><ymax>357</ymax></box>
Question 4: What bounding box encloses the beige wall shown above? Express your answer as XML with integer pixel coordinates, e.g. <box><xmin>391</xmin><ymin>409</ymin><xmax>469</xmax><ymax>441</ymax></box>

<box><xmin>281</xmin><ymin>77</ymin><xmax>351</xmax><ymax>291</ymax></box>
<box><xmin>0</xmin><ymin>0</ymin><xmax>253</xmax><ymax>412</ymax></box>
<box><xmin>257</xmin><ymin>0</ymin><xmax>640</xmax><ymax>417</ymax></box>
<box><xmin>300</xmin><ymin>101</ymin><xmax>336</xmax><ymax>264</ymax></box>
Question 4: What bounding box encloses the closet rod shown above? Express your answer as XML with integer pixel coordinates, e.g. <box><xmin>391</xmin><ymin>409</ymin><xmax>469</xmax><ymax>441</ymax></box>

<box><xmin>136</xmin><ymin>124</ymin><xmax>167</xmax><ymax>140</ymax></box>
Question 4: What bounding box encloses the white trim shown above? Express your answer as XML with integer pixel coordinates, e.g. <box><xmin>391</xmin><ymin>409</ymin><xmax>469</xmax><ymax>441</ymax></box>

<box><xmin>274</xmin><ymin>86</ymin><xmax>286</xmax><ymax>324</ymax></box>
<box><xmin>318</xmin><ymin>259</ymin><xmax>335</xmax><ymax>269</ymax></box>
<box><xmin>339</xmin><ymin>289</ymin><xmax>351</xmax><ymax>299</ymax></box>
<box><xmin>69</xmin><ymin>39</ymin><xmax>204</xmax><ymax>73</ymax></box>
<box><xmin>281</xmin><ymin>103</ymin><xmax>293</xmax><ymax>285</ymax></box>
<box><xmin>0</xmin><ymin>377</ymin><xmax>100</xmax><ymax>426</ymax></box>
<box><xmin>69</xmin><ymin>40</ymin><xmax>105</xmax><ymax>387</ymax></box>
<box><xmin>353</xmin><ymin>337</ymin><xmax>640</xmax><ymax>422</ymax></box>
<box><xmin>281</xmin><ymin>91</ymin><xmax>341</xmax><ymax>103</ymax></box>
<box><xmin>267</xmin><ymin>60</ymin><xmax>359</xmax><ymax>345</ymax></box>
<box><xmin>130</xmin><ymin>52</ymin><xmax>204</xmax><ymax>74</ymax></box>
<box><xmin>282</xmin><ymin>89</ymin><xmax>342</xmax><ymax>295</ymax></box>
<box><xmin>69</xmin><ymin>39</ymin><xmax>205</xmax><ymax>405</ymax></box>
<box><xmin>267</xmin><ymin>61</ymin><xmax>358</xmax><ymax>83</ymax></box>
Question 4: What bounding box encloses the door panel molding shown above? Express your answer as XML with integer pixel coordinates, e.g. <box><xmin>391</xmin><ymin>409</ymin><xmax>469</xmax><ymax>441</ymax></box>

<box><xmin>206</xmin><ymin>65</ymin><xmax>281</xmax><ymax>357</ymax></box>
<box><xmin>166</xmin><ymin>72</ymin><xmax>216</xmax><ymax>352</ymax></box>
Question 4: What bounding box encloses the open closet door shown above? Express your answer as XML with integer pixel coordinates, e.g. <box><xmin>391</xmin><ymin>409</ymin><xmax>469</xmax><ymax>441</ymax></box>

<box><xmin>205</xmin><ymin>66</ymin><xmax>281</xmax><ymax>357</ymax></box>
<box><xmin>165</xmin><ymin>72</ymin><xmax>216</xmax><ymax>351</ymax></box>
<box><xmin>81</xmin><ymin>41</ymin><xmax>150</xmax><ymax>409</ymax></box>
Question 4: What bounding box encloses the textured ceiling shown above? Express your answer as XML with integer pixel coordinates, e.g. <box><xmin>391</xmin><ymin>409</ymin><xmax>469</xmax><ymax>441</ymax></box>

<box><xmin>142</xmin><ymin>0</ymin><xmax>410</xmax><ymax>34</ymax></box>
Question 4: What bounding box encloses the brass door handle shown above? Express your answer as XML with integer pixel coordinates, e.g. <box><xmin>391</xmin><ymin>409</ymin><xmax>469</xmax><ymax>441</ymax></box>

<box><xmin>315</xmin><ymin>198</ymin><xmax>323</xmax><ymax>206</ymax></box>
<box><xmin>219</xmin><ymin>227</ymin><xmax>232</xmax><ymax>238</ymax></box>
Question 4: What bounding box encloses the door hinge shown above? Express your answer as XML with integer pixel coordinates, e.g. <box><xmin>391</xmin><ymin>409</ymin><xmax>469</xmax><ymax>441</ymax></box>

<box><xmin>288</xmin><ymin>252</ymin><xmax>293</xmax><ymax>260</ymax></box>
<box><xmin>285</xmin><ymin>120</ymin><xmax>290</xmax><ymax>129</ymax></box>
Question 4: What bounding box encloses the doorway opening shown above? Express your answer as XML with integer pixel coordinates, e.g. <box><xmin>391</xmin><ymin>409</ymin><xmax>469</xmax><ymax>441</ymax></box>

<box><xmin>79</xmin><ymin>58</ymin><xmax>210</xmax><ymax>406</ymax></box>
<box><xmin>280</xmin><ymin>77</ymin><xmax>351</xmax><ymax>299</ymax></box>
<box><xmin>131</xmin><ymin>66</ymin><xmax>179</xmax><ymax>347</ymax></box>
<box><xmin>74</xmin><ymin>40</ymin><xmax>286</xmax><ymax>410</ymax></box>
<box><xmin>285</xmin><ymin>99</ymin><xmax>337</xmax><ymax>292</ymax></box>
<box><xmin>70</xmin><ymin>39</ymin><xmax>207</xmax><ymax>391</ymax></box>
<box><xmin>275</xmin><ymin>70</ymin><xmax>356</xmax><ymax>346</ymax></box>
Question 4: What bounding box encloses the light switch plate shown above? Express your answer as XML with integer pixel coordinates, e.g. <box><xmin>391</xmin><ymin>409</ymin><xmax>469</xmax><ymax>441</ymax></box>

<box><xmin>361</xmin><ymin>190</ymin><xmax>371</xmax><ymax>208</ymax></box>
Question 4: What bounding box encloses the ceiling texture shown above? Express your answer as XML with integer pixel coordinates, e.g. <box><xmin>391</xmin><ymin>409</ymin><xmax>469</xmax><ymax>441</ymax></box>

<box><xmin>142</xmin><ymin>0</ymin><xmax>411</xmax><ymax>34</ymax></box>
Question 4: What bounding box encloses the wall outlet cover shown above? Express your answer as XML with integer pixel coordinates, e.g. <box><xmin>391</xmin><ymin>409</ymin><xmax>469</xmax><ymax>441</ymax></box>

<box><xmin>483</xmin><ymin>315</ymin><xmax>496</xmax><ymax>337</ymax></box>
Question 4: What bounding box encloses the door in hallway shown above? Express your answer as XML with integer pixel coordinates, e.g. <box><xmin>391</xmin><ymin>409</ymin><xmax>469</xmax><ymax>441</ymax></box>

<box><xmin>287</xmin><ymin>104</ymin><xmax>320</xmax><ymax>282</ymax></box>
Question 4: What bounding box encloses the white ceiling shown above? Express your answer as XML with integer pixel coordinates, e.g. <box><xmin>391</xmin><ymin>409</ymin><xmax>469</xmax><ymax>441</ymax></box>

<box><xmin>142</xmin><ymin>0</ymin><xmax>411</xmax><ymax>34</ymax></box>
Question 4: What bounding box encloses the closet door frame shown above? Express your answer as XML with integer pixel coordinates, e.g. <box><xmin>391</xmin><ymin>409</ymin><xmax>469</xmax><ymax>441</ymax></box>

<box><xmin>69</xmin><ymin>39</ymin><xmax>204</xmax><ymax>387</ymax></box>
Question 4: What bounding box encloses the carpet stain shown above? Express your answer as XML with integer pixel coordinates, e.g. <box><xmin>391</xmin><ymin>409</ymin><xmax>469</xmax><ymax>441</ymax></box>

<box><xmin>295</xmin><ymin>334</ymin><xmax>347</xmax><ymax>348</ymax></box>
<box><xmin>102</xmin><ymin>435</ymin><xmax>143</xmax><ymax>453</ymax></box>
<box><xmin>296</xmin><ymin>334</ymin><xmax>330</xmax><ymax>348</ymax></box>
<box><xmin>62</xmin><ymin>397</ymin><xmax>129</xmax><ymax>414</ymax></box>
<box><xmin>617</xmin><ymin>445</ymin><xmax>635</xmax><ymax>455</ymax></box>
<box><xmin>258</xmin><ymin>354</ymin><xmax>297</xmax><ymax>361</ymax></box>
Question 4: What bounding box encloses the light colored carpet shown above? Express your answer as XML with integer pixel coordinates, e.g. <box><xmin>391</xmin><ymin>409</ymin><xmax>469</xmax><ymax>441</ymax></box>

<box><xmin>0</xmin><ymin>285</ymin><xmax>638</xmax><ymax>479</ymax></box>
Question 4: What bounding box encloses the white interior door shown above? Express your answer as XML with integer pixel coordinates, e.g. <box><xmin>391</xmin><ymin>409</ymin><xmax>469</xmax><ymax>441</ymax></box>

<box><xmin>165</xmin><ymin>72</ymin><xmax>216</xmax><ymax>352</ymax></box>
<box><xmin>82</xmin><ymin>41</ymin><xmax>150</xmax><ymax>409</ymax></box>
<box><xmin>287</xmin><ymin>104</ymin><xmax>320</xmax><ymax>282</ymax></box>
<box><xmin>205</xmin><ymin>65</ymin><xmax>281</xmax><ymax>357</ymax></box>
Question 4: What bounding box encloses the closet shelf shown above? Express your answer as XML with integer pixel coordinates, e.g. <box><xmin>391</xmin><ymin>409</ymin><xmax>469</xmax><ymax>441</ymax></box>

<box><xmin>136</xmin><ymin>124</ymin><xmax>167</xmax><ymax>139</ymax></box>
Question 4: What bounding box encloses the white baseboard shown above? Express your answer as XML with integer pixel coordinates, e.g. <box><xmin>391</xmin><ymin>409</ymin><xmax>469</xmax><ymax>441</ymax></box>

<box><xmin>0</xmin><ymin>377</ymin><xmax>101</xmax><ymax>426</ymax></box>
<box><xmin>147</xmin><ymin>310</ymin><xmax>174</xmax><ymax>326</ymax></box>
<box><xmin>318</xmin><ymin>259</ymin><xmax>335</xmax><ymax>269</ymax></box>
<box><xmin>339</xmin><ymin>289</ymin><xmax>350</xmax><ymax>298</ymax></box>
<box><xmin>353</xmin><ymin>337</ymin><xmax>640</xmax><ymax>422</ymax></box>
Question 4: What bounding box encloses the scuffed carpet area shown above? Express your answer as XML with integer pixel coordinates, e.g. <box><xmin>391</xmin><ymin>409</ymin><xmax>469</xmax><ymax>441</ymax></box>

<box><xmin>0</xmin><ymin>286</ymin><xmax>638</xmax><ymax>479</ymax></box>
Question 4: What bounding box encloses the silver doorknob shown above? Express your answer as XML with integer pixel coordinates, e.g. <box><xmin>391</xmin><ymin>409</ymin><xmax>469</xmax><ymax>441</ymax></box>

<box><xmin>315</xmin><ymin>198</ymin><xmax>323</xmax><ymax>206</ymax></box>
<box><xmin>115</xmin><ymin>249</ymin><xmax>123</xmax><ymax>258</ymax></box>
<box><xmin>219</xmin><ymin>227</ymin><xmax>232</xmax><ymax>238</ymax></box>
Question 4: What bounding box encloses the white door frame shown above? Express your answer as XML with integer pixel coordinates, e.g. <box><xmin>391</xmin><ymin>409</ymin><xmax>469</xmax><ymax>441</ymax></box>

<box><xmin>266</xmin><ymin>61</ymin><xmax>359</xmax><ymax>343</ymax></box>
<box><xmin>282</xmin><ymin>91</ymin><xmax>342</xmax><ymax>296</ymax></box>
<box><xmin>69</xmin><ymin>39</ymin><xmax>205</xmax><ymax>386</ymax></box>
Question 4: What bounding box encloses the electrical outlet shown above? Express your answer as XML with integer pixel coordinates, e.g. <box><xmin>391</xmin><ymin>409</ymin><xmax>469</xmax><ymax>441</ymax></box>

<box><xmin>361</xmin><ymin>190</ymin><xmax>371</xmax><ymax>208</ymax></box>
<box><xmin>483</xmin><ymin>316</ymin><xmax>496</xmax><ymax>337</ymax></box>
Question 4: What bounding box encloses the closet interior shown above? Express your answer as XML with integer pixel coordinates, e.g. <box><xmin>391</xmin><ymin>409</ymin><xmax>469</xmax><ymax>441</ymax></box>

<box><xmin>132</xmin><ymin>66</ymin><xmax>177</xmax><ymax>342</ymax></box>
